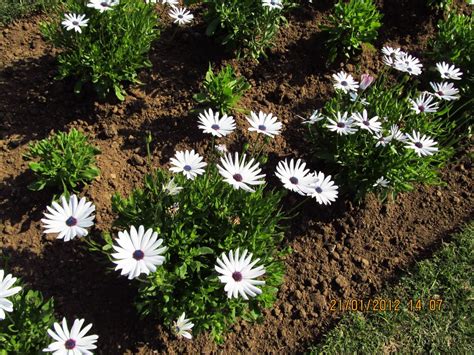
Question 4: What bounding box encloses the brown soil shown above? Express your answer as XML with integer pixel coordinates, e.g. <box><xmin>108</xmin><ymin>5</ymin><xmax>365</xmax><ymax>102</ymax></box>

<box><xmin>0</xmin><ymin>1</ymin><xmax>473</xmax><ymax>354</ymax></box>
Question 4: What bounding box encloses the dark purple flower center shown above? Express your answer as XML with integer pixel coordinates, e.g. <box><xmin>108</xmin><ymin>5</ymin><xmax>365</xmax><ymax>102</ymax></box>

<box><xmin>289</xmin><ymin>177</ymin><xmax>298</xmax><ymax>184</ymax></box>
<box><xmin>133</xmin><ymin>250</ymin><xmax>145</xmax><ymax>260</ymax></box>
<box><xmin>178</xmin><ymin>14</ymin><xmax>183</xmax><ymax>18</ymax></box>
<box><xmin>232</xmin><ymin>271</ymin><xmax>243</xmax><ymax>282</ymax></box>
<box><xmin>183</xmin><ymin>165</ymin><xmax>192</xmax><ymax>171</ymax></box>
<box><xmin>101</xmin><ymin>2</ymin><xmax>110</xmax><ymax>7</ymax></box>
<box><xmin>258</xmin><ymin>125</ymin><xmax>266</xmax><ymax>131</ymax></box>
<box><xmin>418</xmin><ymin>105</ymin><xmax>425</xmax><ymax>112</ymax></box>
<box><xmin>415</xmin><ymin>142</ymin><xmax>423</xmax><ymax>149</ymax></box>
<box><xmin>337</xmin><ymin>122</ymin><xmax>345</xmax><ymax>128</ymax></box>
<box><xmin>72</xmin><ymin>21</ymin><xmax>79</xmax><ymax>26</ymax></box>
<box><xmin>211</xmin><ymin>124</ymin><xmax>220</xmax><ymax>130</ymax></box>
<box><xmin>341</xmin><ymin>80</ymin><xmax>348</xmax><ymax>86</ymax></box>
<box><xmin>407</xmin><ymin>67</ymin><xmax>413</xmax><ymax>72</ymax></box>
<box><xmin>65</xmin><ymin>339</ymin><xmax>76</xmax><ymax>350</ymax></box>
<box><xmin>315</xmin><ymin>187</ymin><xmax>323</xmax><ymax>194</ymax></box>
<box><xmin>437</xmin><ymin>90</ymin><xmax>444</xmax><ymax>96</ymax></box>
<box><xmin>65</xmin><ymin>216</ymin><xmax>77</xmax><ymax>227</ymax></box>
<box><xmin>233</xmin><ymin>173</ymin><xmax>243</xmax><ymax>182</ymax></box>
<box><xmin>363</xmin><ymin>120</ymin><xmax>370</xmax><ymax>126</ymax></box>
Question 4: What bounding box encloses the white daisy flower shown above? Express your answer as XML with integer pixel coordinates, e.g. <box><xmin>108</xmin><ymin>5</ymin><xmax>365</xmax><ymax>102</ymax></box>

<box><xmin>43</xmin><ymin>318</ymin><xmax>98</xmax><ymax>354</ymax></box>
<box><xmin>41</xmin><ymin>195</ymin><xmax>95</xmax><ymax>242</ymax></box>
<box><xmin>352</xmin><ymin>109</ymin><xmax>381</xmax><ymax>134</ymax></box>
<box><xmin>389</xmin><ymin>124</ymin><xmax>407</xmax><ymax>142</ymax></box>
<box><xmin>0</xmin><ymin>270</ymin><xmax>22</xmax><ymax>320</ymax></box>
<box><xmin>359</xmin><ymin>73</ymin><xmax>375</xmax><ymax>90</ymax></box>
<box><xmin>169</xmin><ymin>149</ymin><xmax>207</xmax><ymax>180</ymax></box>
<box><xmin>436</xmin><ymin>62</ymin><xmax>462</xmax><ymax>80</ymax></box>
<box><xmin>173</xmin><ymin>312</ymin><xmax>194</xmax><ymax>340</ymax></box>
<box><xmin>111</xmin><ymin>225</ymin><xmax>167</xmax><ymax>280</ymax></box>
<box><xmin>373</xmin><ymin>176</ymin><xmax>390</xmax><ymax>188</ymax></box>
<box><xmin>197</xmin><ymin>108</ymin><xmax>236</xmax><ymax>137</ymax></box>
<box><xmin>275</xmin><ymin>158</ymin><xmax>318</xmax><ymax>196</ymax></box>
<box><xmin>162</xmin><ymin>178</ymin><xmax>183</xmax><ymax>196</ymax></box>
<box><xmin>305</xmin><ymin>171</ymin><xmax>339</xmax><ymax>205</ymax></box>
<box><xmin>246</xmin><ymin>111</ymin><xmax>282</xmax><ymax>138</ymax></box>
<box><xmin>215</xmin><ymin>248</ymin><xmax>265</xmax><ymax>300</ymax></box>
<box><xmin>326</xmin><ymin>111</ymin><xmax>357</xmax><ymax>135</ymax></box>
<box><xmin>374</xmin><ymin>132</ymin><xmax>391</xmax><ymax>147</ymax></box>
<box><xmin>381</xmin><ymin>46</ymin><xmax>404</xmax><ymax>67</ymax></box>
<box><xmin>61</xmin><ymin>13</ymin><xmax>89</xmax><ymax>33</ymax></box>
<box><xmin>409</xmin><ymin>92</ymin><xmax>439</xmax><ymax>114</ymax></box>
<box><xmin>217</xmin><ymin>152</ymin><xmax>265</xmax><ymax>192</ymax></box>
<box><xmin>262</xmin><ymin>0</ymin><xmax>283</xmax><ymax>10</ymax></box>
<box><xmin>302</xmin><ymin>109</ymin><xmax>325</xmax><ymax>124</ymax></box>
<box><xmin>87</xmin><ymin>0</ymin><xmax>119</xmax><ymax>12</ymax></box>
<box><xmin>405</xmin><ymin>131</ymin><xmax>438</xmax><ymax>157</ymax></box>
<box><xmin>394</xmin><ymin>53</ymin><xmax>423</xmax><ymax>76</ymax></box>
<box><xmin>332</xmin><ymin>71</ymin><xmax>359</xmax><ymax>93</ymax></box>
<box><xmin>430</xmin><ymin>82</ymin><xmax>460</xmax><ymax>101</ymax></box>
<box><xmin>169</xmin><ymin>7</ymin><xmax>194</xmax><ymax>26</ymax></box>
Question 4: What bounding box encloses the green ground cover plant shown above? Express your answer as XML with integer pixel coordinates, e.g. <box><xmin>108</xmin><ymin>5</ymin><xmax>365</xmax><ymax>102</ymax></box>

<box><xmin>310</xmin><ymin>222</ymin><xmax>474</xmax><ymax>354</ymax></box>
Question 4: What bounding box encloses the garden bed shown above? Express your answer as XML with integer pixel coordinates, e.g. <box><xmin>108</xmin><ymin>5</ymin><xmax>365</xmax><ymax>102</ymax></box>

<box><xmin>0</xmin><ymin>1</ymin><xmax>472</xmax><ymax>353</ymax></box>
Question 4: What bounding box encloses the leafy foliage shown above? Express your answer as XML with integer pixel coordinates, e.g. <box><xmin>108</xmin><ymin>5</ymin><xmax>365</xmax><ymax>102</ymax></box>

<box><xmin>203</xmin><ymin>0</ymin><xmax>292</xmax><ymax>59</ymax></box>
<box><xmin>322</xmin><ymin>0</ymin><xmax>382</xmax><ymax>63</ymax></box>
<box><xmin>0</xmin><ymin>0</ymin><xmax>60</xmax><ymax>26</ymax></box>
<box><xmin>306</xmin><ymin>73</ymin><xmax>458</xmax><ymax>201</ymax></box>
<box><xmin>24</xmin><ymin>128</ymin><xmax>100</xmax><ymax>193</ymax></box>
<box><xmin>0</xmin><ymin>287</ymin><xmax>56</xmax><ymax>354</ymax></box>
<box><xmin>40</xmin><ymin>0</ymin><xmax>159</xmax><ymax>100</ymax></box>
<box><xmin>194</xmin><ymin>64</ymin><xmax>251</xmax><ymax>114</ymax></box>
<box><xmin>108</xmin><ymin>166</ymin><xmax>287</xmax><ymax>342</ymax></box>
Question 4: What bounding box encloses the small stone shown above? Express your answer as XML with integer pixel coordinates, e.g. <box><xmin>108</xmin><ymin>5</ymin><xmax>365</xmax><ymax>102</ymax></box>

<box><xmin>312</xmin><ymin>293</ymin><xmax>327</xmax><ymax>310</ymax></box>
<box><xmin>3</xmin><ymin>224</ymin><xmax>15</xmax><ymax>235</ymax></box>
<box><xmin>131</xmin><ymin>155</ymin><xmax>145</xmax><ymax>166</ymax></box>
<box><xmin>110</xmin><ymin>173</ymin><xmax>117</xmax><ymax>179</ymax></box>
<box><xmin>335</xmin><ymin>275</ymin><xmax>350</xmax><ymax>289</ymax></box>
<box><xmin>361</xmin><ymin>258</ymin><xmax>370</xmax><ymax>267</ymax></box>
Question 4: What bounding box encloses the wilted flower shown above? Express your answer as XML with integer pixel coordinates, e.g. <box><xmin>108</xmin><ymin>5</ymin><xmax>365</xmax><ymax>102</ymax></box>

<box><xmin>436</xmin><ymin>62</ymin><xmax>462</xmax><ymax>80</ymax></box>
<box><xmin>169</xmin><ymin>150</ymin><xmax>207</xmax><ymax>180</ymax></box>
<box><xmin>430</xmin><ymin>82</ymin><xmax>460</xmax><ymax>101</ymax></box>
<box><xmin>41</xmin><ymin>195</ymin><xmax>95</xmax><ymax>242</ymax></box>
<box><xmin>246</xmin><ymin>111</ymin><xmax>282</xmax><ymax>138</ymax></box>
<box><xmin>169</xmin><ymin>7</ymin><xmax>194</xmax><ymax>26</ymax></box>
<box><xmin>43</xmin><ymin>318</ymin><xmax>98</xmax><ymax>353</ymax></box>
<box><xmin>374</xmin><ymin>132</ymin><xmax>391</xmax><ymax>147</ymax></box>
<box><xmin>216</xmin><ymin>144</ymin><xmax>228</xmax><ymax>154</ymax></box>
<box><xmin>302</xmin><ymin>110</ymin><xmax>325</xmax><ymax>124</ymax></box>
<box><xmin>409</xmin><ymin>92</ymin><xmax>439</xmax><ymax>114</ymax></box>
<box><xmin>173</xmin><ymin>312</ymin><xmax>194</xmax><ymax>339</ymax></box>
<box><xmin>111</xmin><ymin>225</ymin><xmax>167</xmax><ymax>280</ymax></box>
<box><xmin>61</xmin><ymin>13</ymin><xmax>89</xmax><ymax>33</ymax></box>
<box><xmin>215</xmin><ymin>248</ymin><xmax>266</xmax><ymax>300</ymax></box>
<box><xmin>332</xmin><ymin>71</ymin><xmax>359</xmax><ymax>93</ymax></box>
<box><xmin>162</xmin><ymin>178</ymin><xmax>182</xmax><ymax>196</ymax></box>
<box><xmin>305</xmin><ymin>171</ymin><xmax>339</xmax><ymax>205</ymax></box>
<box><xmin>326</xmin><ymin>111</ymin><xmax>357</xmax><ymax>135</ymax></box>
<box><xmin>87</xmin><ymin>0</ymin><xmax>119</xmax><ymax>12</ymax></box>
<box><xmin>359</xmin><ymin>74</ymin><xmax>375</xmax><ymax>90</ymax></box>
<box><xmin>349</xmin><ymin>92</ymin><xmax>369</xmax><ymax>105</ymax></box>
<box><xmin>373</xmin><ymin>176</ymin><xmax>390</xmax><ymax>188</ymax></box>
<box><xmin>217</xmin><ymin>153</ymin><xmax>265</xmax><ymax>192</ymax></box>
<box><xmin>0</xmin><ymin>270</ymin><xmax>22</xmax><ymax>320</ymax></box>
<box><xmin>197</xmin><ymin>108</ymin><xmax>236</xmax><ymax>137</ymax></box>
<box><xmin>405</xmin><ymin>131</ymin><xmax>438</xmax><ymax>157</ymax></box>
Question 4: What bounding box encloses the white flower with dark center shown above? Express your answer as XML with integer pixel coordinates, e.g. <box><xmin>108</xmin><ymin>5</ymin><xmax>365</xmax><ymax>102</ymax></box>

<box><xmin>326</xmin><ymin>112</ymin><xmax>357</xmax><ymax>135</ymax></box>
<box><xmin>381</xmin><ymin>46</ymin><xmax>405</xmax><ymax>67</ymax></box>
<box><xmin>275</xmin><ymin>158</ymin><xmax>318</xmax><ymax>196</ymax></box>
<box><xmin>302</xmin><ymin>110</ymin><xmax>325</xmax><ymax>124</ymax></box>
<box><xmin>409</xmin><ymin>92</ymin><xmax>439</xmax><ymax>114</ymax></box>
<box><xmin>43</xmin><ymin>318</ymin><xmax>98</xmax><ymax>354</ymax></box>
<box><xmin>373</xmin><ymin>132</ymin><xmax>391</xmax><ymax>147</ymax></box>
<box><xmin>305</xmin><ymin>171</ymin><xmax>339</xmax><ymax>205</ymax></box>
<box><xmin>41</xmin><ymin>195</ymin><xmax>95</xmax><ymax>242</ymax></box>
<box><xmin>162</xmin><ymin>178</ymin><xmax>183</xmax><ymax>196</ymax></box>
<box><xmin>332</xmin><ymin>71</ymin><xmax>359</xmax><ymax>93</ymax></box>
<box><xmin>262</xmin><ymin>0</ymin><xmax>283</xmax><ymax>10</ymax></box>
<box><xmin>430</xmin><ymin>82</ymin><xmax>460</xmax><ymax>101</ymax></box>
<box><xmin>215</xmin><ymin>248</ymin><xmax>265</xmax><ymax>300</ymax></box>
<box><xmin>197</xmin><ymin>108</ymin><xmax>235</xmax><ymax>137</ymax></box>
<box><xmin>246</xmin><ymin>111</ymin><xmax>282</xmax><ymax>138</ymax></box>
<box><xmin>173</xmin><ymin>312</ymin><xmax>194</xmax><ymax>339</ymax></box>
<box><xmin>111</xmin><ymin>225</ymin><xmax>167</xmax><ymax>280</ymax></box>
<box><xmin>169</xmin><ymin>7</ymin><xmax>193</xmax><ymax>25</ymax></box>
<box><xmin>0</xmin><ymin>270</ymin><xmax>22</xmax><ymax>320</ymax></box>
<box><xmin>405</xmin><ymin>131</ymin><xmax>438</xmax><ymax>157</ymax></box>
<box><xmin>373</xmin><ymin>177</ymin><xmax>390</xmax><ymax>188</ymax></box>
<box><xmin>61</xmin><ymin>13</ymin><xmax>89</xmax><ymax>33</ymax></box>
<box><xmin>87</xmin><ymin>0</ymin><xmax>119</xmax><ymax>12</ymax></box>
<box><xmin>394</xmin><ymin>53</ymin><xmax>423</xmax><ymax>76</ymax></box>
<box><xmin>217</xmin><ymin>153</ymin><xmax>265</xmax><ymax>192</ymax></box>
<box><xmin>352</xmin><ymin>109</ymin><xmax>381</xmax><ymax>134</ymax></box>
<box><xmin>389</xmin><ymin>124</ymin><xmax>407</xmax><ymax>142</ymax></box>
<box><xmin>169</xmin><ymin>150</ymin><xmax>207</xmax><ymax>180</ymax></box>
<box><xmin>436</xmin><ymin>62</ymin><xmax>462</xmax><ymax>80</ymax></box>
